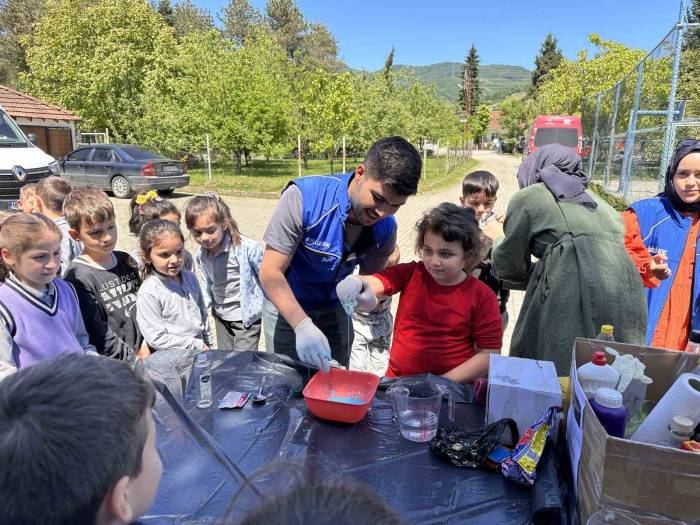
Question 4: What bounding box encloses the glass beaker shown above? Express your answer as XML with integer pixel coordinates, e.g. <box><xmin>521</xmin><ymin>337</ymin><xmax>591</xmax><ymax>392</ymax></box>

<box><xmin>388</xmin><ymin>378</ymin><xmax>455</xmax><ymax>442</ymax></box>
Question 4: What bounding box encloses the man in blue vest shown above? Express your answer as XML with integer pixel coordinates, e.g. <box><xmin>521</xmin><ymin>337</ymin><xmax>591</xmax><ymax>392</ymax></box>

<box><xmin>260</xmin><ymin>136</ymin><xmax>422</xmax><ymax>371</ymax></box>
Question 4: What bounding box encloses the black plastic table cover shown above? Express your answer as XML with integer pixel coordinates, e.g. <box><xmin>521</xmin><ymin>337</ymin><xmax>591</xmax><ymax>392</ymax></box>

<box><xmin>139</xmin><ymin>350</ymin><xmax>570</xmax><ymax>525</ymax></box>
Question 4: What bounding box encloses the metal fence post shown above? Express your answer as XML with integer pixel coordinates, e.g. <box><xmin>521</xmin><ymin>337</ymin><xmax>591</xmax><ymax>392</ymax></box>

<box><xmin>619</xmin><ymin>62</ymin><xmax>644</xmax><ymax>200</ymax></box>
<box><xmin>205</xmin><ymin>133</ymin><xmax>212</xmax><ymax>183</ymax></box>
<box><xmin>587</xmin><ymin>93</ymin><xmax>602</xmax><ymax>177</ymax></box>
<box><xmin>603</xmin><ymin>83</ymin><xmax>622</xmax><ymax>190</ymax></box>
<box><xmin>658</xmin><ymin>24</ymin><xmax>685</xmax><ymax>190</ymax></box>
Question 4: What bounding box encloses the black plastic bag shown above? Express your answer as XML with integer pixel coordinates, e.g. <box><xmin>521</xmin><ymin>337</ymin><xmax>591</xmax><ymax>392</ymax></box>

<box><xmin>429</xmin><ymin>418</ymin><xmax>518</xmax><ymax>468</ymax></box>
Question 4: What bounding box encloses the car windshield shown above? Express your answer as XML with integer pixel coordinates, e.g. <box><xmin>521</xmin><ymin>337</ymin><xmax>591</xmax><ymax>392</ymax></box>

<box><xmin>534</xmin><ymin>127</ymin><xmax>579</xmax><ymax>148</ymax></box>
<box><xmin>0</xmin><ymin>110</ymin><xmax>28</xmax><ymax>147</ymax></box>
<box><xmin>120</xmin><ymin>146</ymin><xmax>167</xmax><ymax>160</ymax></box>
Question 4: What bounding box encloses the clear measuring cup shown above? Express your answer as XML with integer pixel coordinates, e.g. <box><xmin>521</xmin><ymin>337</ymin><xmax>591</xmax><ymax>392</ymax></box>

<box><xmin>388</xmin><ymin>378</ymin><xmax>455</xmax><ymax>442</ymax></box>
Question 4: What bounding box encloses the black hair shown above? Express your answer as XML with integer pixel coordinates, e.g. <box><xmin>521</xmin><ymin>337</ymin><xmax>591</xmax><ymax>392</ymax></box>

<box><xmin>0</xmin><ymin>352</ymin><xmax>155</xmax><ymax>524</ymax></box>
<box><xmin>364</xmin><ymin>136</ymin><xmax>422</xmax><ymax>196</ymax></box>
<box><xmin>235</xmin><ymin>478</ymin><xmax>404</xmax><ymax>525</ymax></box>
<box><xmin>462</xmin><ymin>170</ymin><xmax>499</xmax><ymax>198</ymax></box>
<box><xmin>184</xmin><ymin>193</ymin><xmax>241</xmax><ymax>246</ymax></box>
<box><xmin>139</xmin><ymin>219</ymin><xmax>185</xmax><ymax>279</ymax></box>
<box><xmin>414</xmin><ymin>202</ymin><xmax>486</xmax><ymax>271</ymax></box>
<box><xmin>129</xmin><ymin>192</ymin><xmax>181</xmax><ymax>235</ymax></box>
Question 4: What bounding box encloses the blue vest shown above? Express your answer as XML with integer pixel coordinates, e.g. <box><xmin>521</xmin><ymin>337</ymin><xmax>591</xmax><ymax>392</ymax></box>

<box><xmin>629</xmin><ymin>195</ymin><xmax>700</xmax><ymax>345</ymax></box>
<box><xmin>286</xmin><ymin>172</ymin><xmax>396</xmax><ymax>311</ymax></box>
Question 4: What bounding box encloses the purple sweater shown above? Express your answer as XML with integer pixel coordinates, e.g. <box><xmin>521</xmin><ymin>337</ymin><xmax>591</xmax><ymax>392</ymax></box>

<box><xmin>0</xmin><ymin>278</ymin><xmax>84</xmax><ymax>368</ymax></box>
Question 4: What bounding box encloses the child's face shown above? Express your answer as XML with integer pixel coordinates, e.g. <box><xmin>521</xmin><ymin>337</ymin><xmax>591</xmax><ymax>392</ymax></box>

<box><xmin>460</xmin><ymin>192</ymin><xmax>496</xmax><ymax>220</ymax></box>
<box><xmin>673</xmin><ymin>152</ymin><xmax>700</xmax><ymax>203</ymax></box>
<box><xmin>1</xmin><ymin>230</ymin><xmax>61</xmax><ymax>288</ymax></box>
<box><xmin>147</xmin><ymin>234</ymin><xmax>184</xmax><ymax>278</ymax></box>
<box><xmin>124</xmin><ymin>410</ymin><xmax>163</xmax><ymax>521</ymax></box>
<box><xmin>420</xmin><ymin>230</ymin><xmax>468</xmax><ymax>285</ymax></box>
<box><xmin>74</xmin><ymin>218</ymin><xmax>118</xmax><ymax>258</ymax></box>
<box><xmin>190</xmin><ymin>214</ymin><xmax>226</xmax><ymax>252</ymax></box>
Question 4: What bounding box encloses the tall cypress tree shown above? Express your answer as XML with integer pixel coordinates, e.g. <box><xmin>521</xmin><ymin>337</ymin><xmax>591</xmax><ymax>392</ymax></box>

<box><xmin>383</xmin><ymin>46</ymin><xmax>395</xmax><ymax>82</ymax></box>
<box><xmin>156</xmin><ymin>0</ymin><xmax>174</xmax><ymax>26</ymax></box>
<box><xmin>458</xmin><ymin>45</ymin><xmax>481</xmax><ymax>115</ymax></box>
<box><xmin>531</xmin><ymin>33</ymin><xmax>563</xmax><ymax>88</ymax></box>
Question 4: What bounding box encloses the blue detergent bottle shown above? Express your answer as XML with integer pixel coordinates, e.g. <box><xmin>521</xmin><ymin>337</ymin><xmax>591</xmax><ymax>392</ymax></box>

<box><xmin>590</xmin><ymin>387</ymin><xmax>627</xmax><ymax>438</ymax></box>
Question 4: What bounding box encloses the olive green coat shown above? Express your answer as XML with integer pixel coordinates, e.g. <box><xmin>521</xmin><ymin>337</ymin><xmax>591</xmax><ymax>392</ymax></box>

<box><xmin>492</xmin><ymin>183</ymin><xmax>647</xmax><ymax>374</ymax></box>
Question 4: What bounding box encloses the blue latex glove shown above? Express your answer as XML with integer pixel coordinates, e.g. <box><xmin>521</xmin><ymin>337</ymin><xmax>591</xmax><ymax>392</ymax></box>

<box><xmin>335</xmin><ymin>275</ymin><xmax>378</xmax><ymax>312</ymax></box>
<box><xmin>294</xmin><ymin>317</ymin><xmax>331</xmax><ymax>372</ymax></box>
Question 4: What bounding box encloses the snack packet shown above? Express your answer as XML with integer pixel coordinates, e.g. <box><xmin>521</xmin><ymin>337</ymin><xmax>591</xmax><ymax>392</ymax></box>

<box><xmin>501</xmin><ymin>406</ymin><xmax>559</xmax><ymax>486</ymax></box>
<box><xmin>218</xmin><ymin>391</ymin><xmax>250</xmax><ymax>409</ymax></box>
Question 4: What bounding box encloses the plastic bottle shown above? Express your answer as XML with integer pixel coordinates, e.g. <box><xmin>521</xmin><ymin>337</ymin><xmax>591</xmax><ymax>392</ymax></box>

<box><xmin>666</xmin><ymin>415</ymin><xmax>695</xmax><ymax>448</ymax></box>
<box><xmin>577</xmin><ymin>351</ymin><xmax>620</xmax><ymax>399</ymax></box>
<box><xmin>685</xmin><ymin>331</ymin><xmax>700</xmax><ymax>353</ymax></box>
<box><xmin>195</xmin><ymin>353</ymin><xmax>212</xmax><ymax>409</ymax></box>
<box><xmin>590</xmin><ymin>387</ymin><xmax>627</xmax><ymax>438</ymax></box>
<box><xmin>595</xmin><ymin>325</ymin><xmax>615</xmax><ymax>342</ymax></box>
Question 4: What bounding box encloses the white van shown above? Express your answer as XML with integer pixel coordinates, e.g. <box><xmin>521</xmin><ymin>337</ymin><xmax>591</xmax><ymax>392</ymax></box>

<box><xmin>0</xmin><ymin>104</ymin><xmax>59</xmax><ymax>210</ymax></box>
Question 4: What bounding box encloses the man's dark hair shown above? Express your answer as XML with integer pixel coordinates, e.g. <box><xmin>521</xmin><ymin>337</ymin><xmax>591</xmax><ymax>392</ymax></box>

<box><xmin>462</xmin><ymin>170</ymin><xmax>499</xmax><ymax>198</ymax></box>
<box><xmin>36</xmin><ymin>176</ymin><xmax>73</xmax><ymax>214</ymax></box>
<box><xmin>0</xmin><ymin>353</ymin><xmax>156</xmax><ymax>525</ymax></box>
<box><xmin>364</xmin><ymin>136</ymin><xmax>422</xmax><ymax>196</ymax></box>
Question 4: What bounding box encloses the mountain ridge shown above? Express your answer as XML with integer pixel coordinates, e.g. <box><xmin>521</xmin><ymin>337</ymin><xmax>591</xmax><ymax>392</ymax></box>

<box><xmin>388</xmin><ymin>62</ymin><xmax>532</xmax><ymax>103</ymax></box>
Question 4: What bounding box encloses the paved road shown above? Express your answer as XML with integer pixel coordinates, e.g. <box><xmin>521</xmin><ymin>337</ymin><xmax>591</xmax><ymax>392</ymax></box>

<box><xmin>112</xmin><ymin>150</ymin><xmax>524</xmax><ymax>352</ymax></box>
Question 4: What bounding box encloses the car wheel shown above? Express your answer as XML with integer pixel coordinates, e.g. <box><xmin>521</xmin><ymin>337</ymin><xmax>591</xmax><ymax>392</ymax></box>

<box><xmin>110</xmin><ymin>176</ymin><xmax>133</xmax><ymax>199</ymax></box>
<box><xmin>158</xmin><ymin>188</ymin><xmax>175</xmax><ymax>196</ymax></box>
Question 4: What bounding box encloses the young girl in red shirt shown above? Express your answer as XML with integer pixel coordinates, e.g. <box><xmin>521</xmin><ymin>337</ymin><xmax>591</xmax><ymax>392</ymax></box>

<box><xmin>336</xmin><ymin>202</ymin><xmax>503</xmax><ymax>383</ymax></box>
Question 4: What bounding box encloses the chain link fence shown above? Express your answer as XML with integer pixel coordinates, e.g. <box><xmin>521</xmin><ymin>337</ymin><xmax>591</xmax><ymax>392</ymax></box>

<box><xmin>582</xmin><ymin>10</ymin><xmax>700</xmax><ymax>203</ymax></box>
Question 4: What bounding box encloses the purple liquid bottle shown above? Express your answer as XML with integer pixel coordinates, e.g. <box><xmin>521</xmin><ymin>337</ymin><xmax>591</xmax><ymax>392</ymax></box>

<box><xmin>590</xmin><ymin>387</ymin><xmax>627</xmax><ymax>438</ymax></box>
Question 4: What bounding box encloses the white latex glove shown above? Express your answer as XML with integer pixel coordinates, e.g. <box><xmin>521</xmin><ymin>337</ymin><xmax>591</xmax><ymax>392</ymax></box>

<box><xmin>336</xmin><ymin>275</ymin><xmax>378</xmax><ymax>312</ymax></box>
<box><xmin>294</xmin><ymin>317</ymin><xmax>331</xmax><ymax>372</ymax></box>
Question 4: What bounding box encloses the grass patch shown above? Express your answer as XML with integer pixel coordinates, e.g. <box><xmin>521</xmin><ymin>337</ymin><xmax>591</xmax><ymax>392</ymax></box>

<box><xmin>590</xmin><ymin>182</ymin><xmax>629</xmax><ymax>211</ymax></box>
<box><xmin>183</xmin><ymin>156</ymin><xmax>478</xmax><ymax>196</ymax></box>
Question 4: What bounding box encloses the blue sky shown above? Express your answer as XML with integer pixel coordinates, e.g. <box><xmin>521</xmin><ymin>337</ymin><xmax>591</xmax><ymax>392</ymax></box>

<box><xmin>195</xmin><ymin>0</ymin><xmax>684</xmax><ymax>71</ymax></box>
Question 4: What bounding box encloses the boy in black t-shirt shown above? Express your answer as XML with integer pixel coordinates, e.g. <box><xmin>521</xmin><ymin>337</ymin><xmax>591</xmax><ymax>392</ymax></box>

<box><xmin>64</xmin><ymin>187</ymin><xmax>143</xmax><ymax>361</ymax></box>
<box><xmin>460</xmin><ymin>170</ymin><xmax>510</xmax><ymax>328</ymax></box>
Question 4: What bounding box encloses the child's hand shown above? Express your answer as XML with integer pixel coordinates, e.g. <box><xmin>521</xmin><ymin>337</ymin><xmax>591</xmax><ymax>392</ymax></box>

<box><xmin>136</xmin><ymin>345</ymin><xmax>151</xmax><ymax>360</ymax></box>
<box><xmin>482</xmin><ymin>219</ymin><xmax>504</xmax><ymax>241</ymax></box>
<box><xmin>495</xmin><ymin>212</ymin><xmax>505</xmax><ymax>223</ymax></box>
<box><xmin>649</xmin><ymin>254</ymin><xmax>672</xmax><ymax>281</ymax></box>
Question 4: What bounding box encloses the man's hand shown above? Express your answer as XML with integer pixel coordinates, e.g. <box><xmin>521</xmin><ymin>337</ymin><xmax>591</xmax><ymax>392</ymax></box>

<box><xmin>650</xmin><ymin>254</ymin><xmax>672</xmax><ymax>281</ymax></box>
<box><xmin>482</xmin><ymin>218</ymin><xmax>504</xmax><ymax>241</ymax></box>
<box><xmin>136</xmin><ymin>345</ymin><xmax>151</xmax><ymax>360</ymax></box>
<box><xmin>294</xmin><ymin>317</ymin><xmax>332</xmax><ymax>372</ymax></box>
<box><xmin>336</xmin><ymin>275</ymin><xmax>378</xmax><ymax>312</ymax></box>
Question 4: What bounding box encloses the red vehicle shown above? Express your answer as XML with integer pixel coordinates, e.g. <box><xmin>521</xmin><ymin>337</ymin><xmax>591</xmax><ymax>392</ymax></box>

<box><xmin>524</xmin><ymin>115</ymin><xmax>583</xmax><ymax>157</ymax></box>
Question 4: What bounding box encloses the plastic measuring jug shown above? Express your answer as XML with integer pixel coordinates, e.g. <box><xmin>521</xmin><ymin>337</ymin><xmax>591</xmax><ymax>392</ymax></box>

<box><xmin>388</xmin><ymin>378</ymin><xmax>455</xmax><ymax>442</ymax></box>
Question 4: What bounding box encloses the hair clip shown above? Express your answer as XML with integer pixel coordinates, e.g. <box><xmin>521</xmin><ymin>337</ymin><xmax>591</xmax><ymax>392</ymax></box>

<box><xmin>135</xmin><ymin>190</ymin><xmax>159</xmax><ymax>206</ymax></box>
<box><xmin>203</xmin><ymin>191</ymin><xmax>220</xmax><ymax>200</ymax></box>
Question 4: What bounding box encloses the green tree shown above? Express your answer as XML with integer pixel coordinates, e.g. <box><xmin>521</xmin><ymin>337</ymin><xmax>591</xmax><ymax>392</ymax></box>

<box><xmin>156</xmin><ymin>0</ymin><xmax>173</xmax><ymax>26</ymax></box>
<box><xmin>383</xmin><ymin>46</ymin><xmax>395</xmax><ymax>82</ymax></box>
<box><xmin>684</xmin><ymin>0</ymin><xmax>700</xmax><ymax>50</ymax></box>
<box><xmin>458</xmin><ymin>45</ymin><xmax>481</xmax><ymax>115</ymax></box>
<box><xmin>265</xmin><ymin>0</ymin><xmax>305</xmax><ymax>60</ymax></box>
<box><xmin>0</xmin><ymin>0</ymin><xmax>46</xmax><ymax>85</ymax></box>
<box><xmin>469</xmin><ymin>104</ymin><xmax>491</xmax><ymax>145</ymax></box>
<box><xmin>221</xmin><ymin>0</ymin><xmax>261</xmax><ymax>46</ymax></box>
<box><xmin>531</xmin><ymin>33</ymin><xmax>563</xmax><ymax>88</ymax></box>
<box><xmin>299</xmin><ymin>22</ymin><xmax>341</xmax><ymax>72</ymax></box>
<box><xmin>498</xmin><ymin>95</ymin><xmax>533</xmax><ymax>141</ymax></box>
<box><xmin>138</xmin><ymin>29</ymin><xmax>293</xmax><ymax>172</ymax></box>
<box><xmin>172</xmin><ymin>0</ymin><xmax>213</xmax><ymax>39</ymax></box>
<box><xmin>534</xmin><ymin>34</ymin><xmax>645</xmax><ymax>115</ymax></box>
<box><xmin>21</xmin><ymin>0</ymin><xmax>170</xmax><ymax>137</ymax></box>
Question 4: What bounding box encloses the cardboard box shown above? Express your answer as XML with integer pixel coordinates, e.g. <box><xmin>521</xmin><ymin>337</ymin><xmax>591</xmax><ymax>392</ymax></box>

<box><xmin>567</xmin><ymin>338</ymin><xmax>700</xmax><ymax>524</ymax></box>
<box><xmin>486</xmin><ymin>354</ymin><xmax>562</xmax><ymax>436</ymax></box>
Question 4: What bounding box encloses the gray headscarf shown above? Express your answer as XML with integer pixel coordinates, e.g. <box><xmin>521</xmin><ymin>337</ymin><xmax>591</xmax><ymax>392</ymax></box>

<box><xmin>517</xmin><ymin>144</ymin><xmax>597</xmax><ymax>210</ymax></box>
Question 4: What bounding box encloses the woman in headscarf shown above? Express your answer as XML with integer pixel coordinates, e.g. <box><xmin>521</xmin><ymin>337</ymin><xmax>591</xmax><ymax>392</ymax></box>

<box><xmin>483</xmin><ymin>144</ymin><xmax>646</xmax><ymax>374</ymax></box>
<box><xmin>622</xmin><ymin>139</ymin><xmax>700</xmax><ymax>349</ymax></box>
